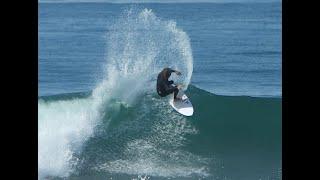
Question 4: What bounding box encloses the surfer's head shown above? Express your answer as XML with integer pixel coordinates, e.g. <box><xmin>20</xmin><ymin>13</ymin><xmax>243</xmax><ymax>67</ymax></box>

<box><xmin>162</xmin><ymin>68</ymin><xmax>171</xmax><ymax>79</ymax></box>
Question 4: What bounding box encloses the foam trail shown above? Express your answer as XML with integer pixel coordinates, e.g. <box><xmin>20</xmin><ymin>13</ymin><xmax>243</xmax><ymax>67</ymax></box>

<box><xmin>38</xmin><ymin>7</ymin><xmax>194</xmax><ymax>179</ymax></box>
<box><xmin>95</xmin><ymin>96</ymin><xmax>209</xmax><ymax>178</ymax></box>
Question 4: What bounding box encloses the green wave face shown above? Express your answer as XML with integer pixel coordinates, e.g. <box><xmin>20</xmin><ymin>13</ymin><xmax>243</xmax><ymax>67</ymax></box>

<box><xmin>38</xmin><ymin>85</ymin><xmax>281</xmax><ymax>180</ymax></box>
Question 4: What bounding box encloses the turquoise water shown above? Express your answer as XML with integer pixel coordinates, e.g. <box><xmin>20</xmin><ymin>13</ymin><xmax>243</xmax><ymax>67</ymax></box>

<box><xmin>38</xmin><ymin>2</ymin><xmax>282</xmax><ymax>180</ymax></box>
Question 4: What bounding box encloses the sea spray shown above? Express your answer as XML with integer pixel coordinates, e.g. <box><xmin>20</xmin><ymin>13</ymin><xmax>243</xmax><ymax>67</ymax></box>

<box><xmin>100</xmin><ymin>8</ymin><xmax>193</xmax><ymax>97</ymax></box>
<box><xmin>38</xmin><ymin>7</ymin><xmax>194</xmax><ymax>179</ymax></box>
<box><xmin>91</xmin><ymin>9</ymin><xmax>206</xmax><ymax>177</ymax></box>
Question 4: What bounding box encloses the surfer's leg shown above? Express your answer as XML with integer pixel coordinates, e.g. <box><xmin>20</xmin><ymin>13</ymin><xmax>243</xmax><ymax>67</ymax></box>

<box><xmin>169</xmin><ymin>86</ymin><xmax>180</xmax><ymax>100</ymax></box>
<box><xmin>165</xmin><ymin>85</ymin><xmax>179</xmax><ymax>98</ymax></box>
<box><xmin>173</xmin><ymin>88</ymin><xmax>179</xmax><ymax>99</ymax></box>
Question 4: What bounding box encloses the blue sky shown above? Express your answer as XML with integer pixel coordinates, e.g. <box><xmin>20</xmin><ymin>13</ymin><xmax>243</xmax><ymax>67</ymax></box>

<box><xmin>39</xmin><ymin>0</ymin><xmax>281</xmax><ymax>3</ymax></box>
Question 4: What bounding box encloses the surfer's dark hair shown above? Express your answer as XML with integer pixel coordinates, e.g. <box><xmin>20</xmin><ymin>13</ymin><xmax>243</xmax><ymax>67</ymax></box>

<box><xmin>162</xmin><ymin>68</ymin><xmax>170</xmax><ymax>79</ymax></box>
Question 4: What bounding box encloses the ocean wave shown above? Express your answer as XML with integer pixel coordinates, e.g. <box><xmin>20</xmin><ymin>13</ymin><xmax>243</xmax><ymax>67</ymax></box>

<box><xmin>38</xmin><ymin>84</ymin><xmax>281</xmax><ymax>179</ymax></box>
<box><xmin>38</xmin><ymin>7</ymin><xmax>194</xmax><ymax>179</ymax></box>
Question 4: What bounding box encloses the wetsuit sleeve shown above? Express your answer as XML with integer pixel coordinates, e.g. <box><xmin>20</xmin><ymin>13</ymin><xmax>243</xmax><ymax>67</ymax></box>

<box><xmin>167</xmin><ymin>68</ymin><xmax>175</xmax><ymax>74</ymax></box>
<box><xmin>164</xmin><ymin>83</ymin><xmax>177</xmax><ymax>92</ymax></box>
<box><xmin>164</xmin><ymin>68</ymin><xmax>176</xmax><ymax>78</ymax></box>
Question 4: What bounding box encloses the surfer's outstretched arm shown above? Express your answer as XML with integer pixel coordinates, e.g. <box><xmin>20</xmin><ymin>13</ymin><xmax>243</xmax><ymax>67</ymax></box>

<box><xmin>166</xmin><ymin>68</ymin><xmax>182</xmax><ymax>76</ymax></box>
<box><xmin>172</xmin><ymin>70</ymin><xmax>181</xmax><ymax>75</ymax></box>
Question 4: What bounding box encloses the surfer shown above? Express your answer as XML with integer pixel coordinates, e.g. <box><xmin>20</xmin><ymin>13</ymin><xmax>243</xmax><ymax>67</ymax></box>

<box><xmin>156</xmin><ymin>68</ymin><xmax>183</xmax><ymax>101</ymax></box>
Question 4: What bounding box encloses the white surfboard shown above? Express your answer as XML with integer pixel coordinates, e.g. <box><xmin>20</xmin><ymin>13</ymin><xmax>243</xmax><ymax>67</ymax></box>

<box><xmin>169</xmin><ymin>90</ymin><xmax>194</xmax><ymax>116</ymax></box>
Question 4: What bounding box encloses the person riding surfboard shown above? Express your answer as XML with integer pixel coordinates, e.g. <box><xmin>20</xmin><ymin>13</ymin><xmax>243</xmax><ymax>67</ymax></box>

<box><xmin>156</xmin><ymin>68</ymin><xmax>183</xmax><ymax>101</ymax></box>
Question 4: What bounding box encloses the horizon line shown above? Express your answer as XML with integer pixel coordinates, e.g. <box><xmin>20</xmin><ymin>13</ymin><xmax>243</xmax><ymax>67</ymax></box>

<box><xmin>38</xmin><ymin>1</ymin><xmax>281</xmax><ymax>4</ymax></box>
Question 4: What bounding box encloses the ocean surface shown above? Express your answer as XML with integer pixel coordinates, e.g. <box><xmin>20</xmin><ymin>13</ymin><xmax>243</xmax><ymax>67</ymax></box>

<box><xmin>38</xmin><ymin>2</ymin><xmax>282</xmax><ymax>180</ymax></box>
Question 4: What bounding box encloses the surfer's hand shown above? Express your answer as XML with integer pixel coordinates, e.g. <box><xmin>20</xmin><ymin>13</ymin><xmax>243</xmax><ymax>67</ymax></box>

<box><xmin>177</xmin><ymin>84</ymin><xmax>183</xmax><ymax>89</ymax></box>
<box><xmin>175</xmin><ymin>71</ymin><xmax>182</xmax><ymax>75</ymax></box>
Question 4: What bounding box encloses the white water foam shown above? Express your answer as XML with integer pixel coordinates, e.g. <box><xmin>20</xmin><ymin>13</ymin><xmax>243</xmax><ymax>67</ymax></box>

<box><xmin>38</xmin><ymin>8</ymin><xmax>194</xmax><ymax>179</ymax></box>
<box><xmin>38</xmin><ymin>95</ymin><xmax>107</xmax><ymax>179</ymax></box>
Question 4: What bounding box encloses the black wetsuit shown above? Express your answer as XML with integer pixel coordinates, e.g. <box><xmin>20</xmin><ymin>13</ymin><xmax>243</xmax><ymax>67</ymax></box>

<box><xmin>156</xmin><ymin>68</ymin><xmax>179</xmax><ymax>99</ymax></box>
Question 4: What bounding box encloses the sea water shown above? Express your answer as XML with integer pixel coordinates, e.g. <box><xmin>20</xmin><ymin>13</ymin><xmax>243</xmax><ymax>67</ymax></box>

<box><xmin>39</xmin><ymin>2</ymin><xmax>281</xmax><ymax>97</ymax></box>
<box><xmin>39</xmin><ymin>2</ymin><xmax>282</xmax><ymax>180</ymax></box>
